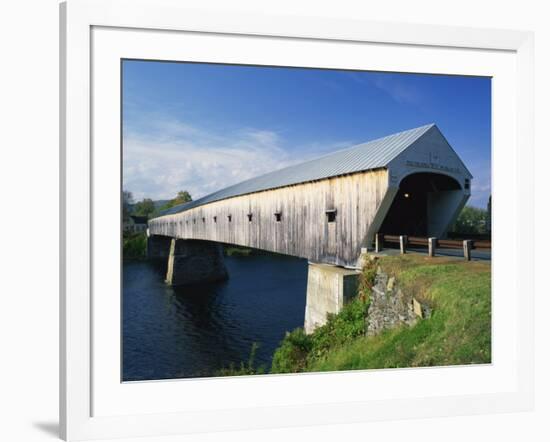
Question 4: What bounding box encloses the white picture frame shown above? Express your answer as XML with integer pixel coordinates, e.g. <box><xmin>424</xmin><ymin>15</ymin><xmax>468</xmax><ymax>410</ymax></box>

<box><xmin>60</xmin><ymin>0</ymin><xmax>534</xmax><ymax>440</ymax></box>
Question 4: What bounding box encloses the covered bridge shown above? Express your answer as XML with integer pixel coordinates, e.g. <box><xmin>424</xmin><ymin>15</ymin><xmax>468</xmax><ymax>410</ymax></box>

<box><xmin>148</xmin><ymin>123</ymin><xmax>472</xmax><ymax>268</ymax></box>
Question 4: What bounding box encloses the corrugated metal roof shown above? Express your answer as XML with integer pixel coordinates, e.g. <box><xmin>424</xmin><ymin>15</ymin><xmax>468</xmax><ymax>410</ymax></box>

<box><xmin>156</xmin><ymin>123</ymin><xmax>435</xmax><ymax>217</ymax></box>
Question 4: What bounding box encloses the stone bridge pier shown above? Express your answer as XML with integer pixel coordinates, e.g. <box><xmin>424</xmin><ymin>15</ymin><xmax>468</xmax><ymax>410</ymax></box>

<box><xmin>304</xmin><ymin>263</ymin><xmax>360</xmax><ymax>334</ymax></box>
<box><xmin>147</xmin><ymin>235</ymin><xmax>228</xmax><ymax>286</ymax></box>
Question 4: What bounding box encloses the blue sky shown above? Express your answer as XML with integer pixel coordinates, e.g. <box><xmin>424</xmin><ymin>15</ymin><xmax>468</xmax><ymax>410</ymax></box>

<box><xmin>123</xmin><ymin>60</ymin><xmax>491</xmax><ymax>208</ymax></box>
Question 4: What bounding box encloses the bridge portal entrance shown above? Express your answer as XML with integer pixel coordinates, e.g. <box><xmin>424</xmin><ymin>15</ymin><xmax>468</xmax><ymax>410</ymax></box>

<box><xmin>379</xmin><ymin>172</ymin><xmax>463</xmax><ymax>237</ymax></box>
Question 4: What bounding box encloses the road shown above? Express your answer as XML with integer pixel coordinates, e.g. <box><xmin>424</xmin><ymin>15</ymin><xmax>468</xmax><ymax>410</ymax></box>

<box><xmin>372</xmin><ymin>246</ymin><xmax>491</xmax><ymax>261</ymax></box>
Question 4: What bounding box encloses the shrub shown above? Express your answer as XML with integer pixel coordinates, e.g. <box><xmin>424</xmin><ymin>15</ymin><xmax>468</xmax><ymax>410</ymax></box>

<box><xmin>271</xmin><ymin>296</ymin><xmax>369</xmax><ymax>373</ymax></box>
<box><xmin>271</xmin><ymin>329</ymin><xmax>313</xmax><ymax>373</ymax></box>
<box><xmin>123</xmin><ymin>232</ymin><xmax>147</xmax><ymax>259</ymax></box>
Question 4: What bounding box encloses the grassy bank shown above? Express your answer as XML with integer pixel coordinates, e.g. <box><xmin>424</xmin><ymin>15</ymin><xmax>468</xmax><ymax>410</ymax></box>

<box><xmin>218</xmin><ymin>254</ymin><xmax>491</xmax><ymax>376</ymax></box>
<box><xmin>274</xmin><ymin>255</ymin><xmax>491</xmax><ymax>373</ymax></box>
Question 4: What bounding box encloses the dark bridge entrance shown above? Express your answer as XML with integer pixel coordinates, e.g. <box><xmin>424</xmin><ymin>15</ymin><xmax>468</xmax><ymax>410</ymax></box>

<box><xmin>379</xmin><ymin>172</ymin><xmax>462</xmax><ymax>237</ymax></box>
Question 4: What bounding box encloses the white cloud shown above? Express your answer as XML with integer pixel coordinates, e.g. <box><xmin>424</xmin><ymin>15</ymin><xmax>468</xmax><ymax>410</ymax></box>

<box><xmin>123</xmin><ymin>120</ymin><xmax>322</xmax><ymax>201</ymax></box>
<box><xmin>343</xmin><ymin>72</ymin><xmax>422</xmax><ymax>105</ymax></box>
<box><xmin>370</xmin><ymin>76</ymin><xmax>421</xmax><ymax>105</ymax></box>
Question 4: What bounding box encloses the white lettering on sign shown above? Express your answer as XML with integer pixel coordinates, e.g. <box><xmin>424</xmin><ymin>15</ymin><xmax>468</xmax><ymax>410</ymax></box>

<box><xmin>406</xmin><ymin>160</ymin><xmax>460</xmax><ymax>175</ymax></box>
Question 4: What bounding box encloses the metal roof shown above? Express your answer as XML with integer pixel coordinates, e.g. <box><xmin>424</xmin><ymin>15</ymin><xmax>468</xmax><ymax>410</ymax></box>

<box><xmin>156</xmin><ymin>123</ymin><xmax>435</xmax><ymax>217</ymax></box>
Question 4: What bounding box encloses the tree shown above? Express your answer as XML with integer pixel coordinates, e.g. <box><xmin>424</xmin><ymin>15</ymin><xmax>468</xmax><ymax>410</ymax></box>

<box><xmin>452</xmin><ymin>206</ymin><xmax>488</xmax><ymax>234</ymax></box>
<box><xmin>174</xmin><ymin>190</ymin><xmax>192</xmax><ymax>205</ymax></box>
<box><xmin>155</xmin><ymin>190</ymin><xmax>193</xmax><ymax>215</ymax></box>
<box><xmin>133</xmin><ymin>198</ymin><xmax>156</xmax><ymax>218</ymax></box>
<box><xmin>122</xmin><ymin>190</ymin><xmax>134</xmax><ymax>221</ymax></box>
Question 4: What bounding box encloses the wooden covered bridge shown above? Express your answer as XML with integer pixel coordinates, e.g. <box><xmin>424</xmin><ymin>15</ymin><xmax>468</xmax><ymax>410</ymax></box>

<box><xmin>147</xmin><ymin>123</ymin><xmax>472</xmax><ymax>332</ymax></box>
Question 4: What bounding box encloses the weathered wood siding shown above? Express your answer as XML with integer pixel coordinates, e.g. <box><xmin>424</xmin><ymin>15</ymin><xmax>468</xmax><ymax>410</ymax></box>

<box><xmin>149</xmin><ymin>169</ymin><xmax>390</xmax><ymax>266</ymax></box>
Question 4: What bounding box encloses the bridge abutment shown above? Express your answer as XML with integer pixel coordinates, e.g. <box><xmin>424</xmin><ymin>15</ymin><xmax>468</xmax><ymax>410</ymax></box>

<box><xmin>165</xmin><ymin>239</ymin><xmax>228</xmax><ymax>286</ymax></box>
<box><xmin>304</xmin><ymin>263</ymin><xmax>359</xmax><ymax>334</ymax></box>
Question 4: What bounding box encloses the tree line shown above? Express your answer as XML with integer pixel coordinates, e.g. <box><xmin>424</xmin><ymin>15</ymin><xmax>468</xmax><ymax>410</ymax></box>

<box><xmin>450</xmin><ymin>205</ymin><xmax>490</xmax><ymax>235</ymax></box>
<box><xmin>123</xmin><ymin>190</ymin><xmax>192</xmax><ymax>221</ymax></box>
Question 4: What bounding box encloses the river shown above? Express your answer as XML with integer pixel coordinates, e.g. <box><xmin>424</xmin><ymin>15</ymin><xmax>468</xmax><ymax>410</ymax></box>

<box><xmin>122</xmin><ymin>254</ymin><xmax>308</xmax><ymax>381</ymax></box>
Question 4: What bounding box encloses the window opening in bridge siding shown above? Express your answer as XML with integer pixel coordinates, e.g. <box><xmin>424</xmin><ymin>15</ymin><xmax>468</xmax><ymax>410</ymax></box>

<box><xmin>464</xmin><ymin>179</ymin><xmax>471</xmax><ymax>190</ymax></box>
<box><xmin>202</xmin><ymin>217</ymin><xmax>205</xmax><ymax>223</ymax></box>
<box><xmin>274</xmin><ymin>212</ymin><xmax>282</xmax><ymax>222</ymax></box>
<box><xmin>213</xmin><ymin>216</ymin><xmax>217</xmax><ymax>223</ymax></box>
<box><xmin>193</xmin><ymin>219</ymin><xmax>196</xmax><ymax>224</ymax></box>
<box><xmin>326</xmin><ymin>209</ymin><xmax>337</xmax><ymax>223</ymax></box>
<box><xmin>228</xmin><ymin>215</ymin><xmax>232</xmax><ymax>222</ymax></box>
<box><xmin>247</xmin><ymin>213</ymin><xmax>253</xmax><ymax>222</ymax></box>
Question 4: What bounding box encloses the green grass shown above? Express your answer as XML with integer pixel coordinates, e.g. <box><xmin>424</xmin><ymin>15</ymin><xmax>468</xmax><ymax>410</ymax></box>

<box><xmin>272</xmin><ymin>255</ymin><xmax>491</xmax><ymax>374</ymax></box>
<box><xmin>215</xmin><ymin>342</ymin><xmax>267</xmax><ymax>376</ymax></box>
<box><xmin>224</xmin><ymin>246</ymin><xmax>254</xmax><ymax>257</ymax></box>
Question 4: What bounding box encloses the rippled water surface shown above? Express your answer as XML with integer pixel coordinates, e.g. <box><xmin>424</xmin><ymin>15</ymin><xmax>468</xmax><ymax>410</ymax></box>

<box><xmin>122</xmin><ymin>254</ymin><xmax>308</xmax><ymax>381</ymax></box>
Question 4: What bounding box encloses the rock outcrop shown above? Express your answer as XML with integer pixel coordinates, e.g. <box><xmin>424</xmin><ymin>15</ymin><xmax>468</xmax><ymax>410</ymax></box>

<box><xmin>366</xmin><ymin>265</ymin><xmax>431</xmax><ymax>336</ymax></box>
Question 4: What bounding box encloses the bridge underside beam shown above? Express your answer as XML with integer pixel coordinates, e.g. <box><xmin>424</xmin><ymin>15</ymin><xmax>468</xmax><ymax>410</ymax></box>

<box><xmin>304</xmin><ymin>263</ymin><xmax>359</xmax><ymax>334</ymax></box>
<box><xmin>165</xmin><ymin>238</ymin><xmax>228</xmax><ymax>286</ymax></box>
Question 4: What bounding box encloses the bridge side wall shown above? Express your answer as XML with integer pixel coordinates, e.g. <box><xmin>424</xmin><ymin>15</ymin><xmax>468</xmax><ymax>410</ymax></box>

<box><xmin>149</xmin><ymin>169</ymin><xmax>390</xmax><ymax>267</ymax></box>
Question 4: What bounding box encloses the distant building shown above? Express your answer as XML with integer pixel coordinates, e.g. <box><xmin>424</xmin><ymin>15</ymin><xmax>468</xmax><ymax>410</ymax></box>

<box><xmin>124</xmin><ymin>215</ymin><xmax>148</xmax><ymax>233</ymax></box>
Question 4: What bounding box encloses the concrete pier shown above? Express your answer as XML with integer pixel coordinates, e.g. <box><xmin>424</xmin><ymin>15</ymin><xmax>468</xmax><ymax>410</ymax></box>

<box><xmin>165</xmin><ymin>238</ymin><xmax>228</xmax><ymax>286</ymax></box>
<box><xmin>304</xmin><ymin>263</ymin><xmax>359</xmax><ymax>334</ymax></box>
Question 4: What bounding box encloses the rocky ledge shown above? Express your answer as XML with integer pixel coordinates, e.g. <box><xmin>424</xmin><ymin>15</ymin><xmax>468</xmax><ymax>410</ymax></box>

<box><xmin>366</xmin><ymin>264</ymin><xmax>431</xmax><ymax>336</ymax></box>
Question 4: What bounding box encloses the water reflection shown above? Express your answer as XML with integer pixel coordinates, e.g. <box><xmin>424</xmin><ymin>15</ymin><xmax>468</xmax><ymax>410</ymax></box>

<box><xmin>122</xmin><ymin>254</ymin><xmax>308</xmax><ymax>381</ymax></box>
